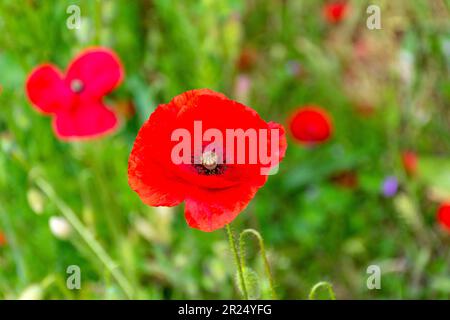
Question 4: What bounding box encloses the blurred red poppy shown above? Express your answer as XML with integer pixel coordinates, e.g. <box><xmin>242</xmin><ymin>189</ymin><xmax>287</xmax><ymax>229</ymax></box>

<box><xmin>401</xmin><ymin>151</ymin><xmax>418</xmax><ymax>176</ymax></box>
<box><xmin>330</xmin><ymin>170</ymin><xmax>358</xmax><ymax>189</ymax></box>
<box><xmin>26</xmin><ymin>47</ymin><xmax>124</xmax><ymax>141</ymax></box>
<box><xmin>437</xmin><ymin>203</ymin><xmax>450</xmax><ymax>232</ymax></box>
<box><xmin>354</xmin><ymin>102</ymin><xmax>375</xmax><ymax>117</ymax></box>
<box><xmin>323</xmin><ymin>1</ymin><xmax>349</xmax><ymax>24</ymax></box>
<box><xmin>0</xmin><ymin>232</ymin><xmax>6</xmax><ymax>246</ymax></box>
<box><xmin>237</xmin><ymin>47</ymin><xmax>258</xmax><ymax>72</ymax></box>
<box><xmin>128</xmin><ymin>89</ymin><xmax>287</xmax><ymax>232</ymax></box>
<box><xmin>288</xmin><ymin>106</ymin><xmax>333</xmax><ymax>145</ymax></box>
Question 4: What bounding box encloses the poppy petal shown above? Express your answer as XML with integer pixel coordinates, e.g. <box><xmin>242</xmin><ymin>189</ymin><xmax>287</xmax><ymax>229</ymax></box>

<box><xmin>128</xmin><ymin>156</ymin><xmax>185</xmax><ymax>207</ymax></box>
<box><xmin>266</xmin><ymin>121</ymin><xmax>287</xmax><ymax>168</ymax></box>
<box><xmin>128</xmin><ymin>103</ymin><xmax>186</xmax><ymax>206</ymax></box>
<box><xmin>26</xmin><ymin>64</ymin><xmax>73</xmax><ymax>114</ymax></box>
<box><xmin>53</xmin><ymin>100</ymin><xmax>118</xmax><ymax>140</ymax></box>
<box><xmin>184</xmin><ymin>184</ymin><xmax>259</xmax><ymax>232</ymax></box>
<box><xmin>65</xmin><ymin>48</ymin><xmax>124</xmax><ymax>99</ymax></box>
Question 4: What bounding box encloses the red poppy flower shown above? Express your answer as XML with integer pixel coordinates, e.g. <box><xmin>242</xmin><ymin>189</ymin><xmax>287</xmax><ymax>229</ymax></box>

<box><xmin>323</xmin><ymin>1</ymin><xmax>349</xmax><ymax>24</ymax></box>
<box><xmin>26</xmin><ymin>47</ymin><xmax>124</xmax><ymax>141</ymax></box>
<box><xmin>128</xmin><ymin>89</ymin><xmax>287</xmax><ymax>232</ymax></box>
<box><xmin>437</xmin><ymin>203</ymin><xmax>450</xmax><ymax>232</ymax></box>
<box><xmin>288</xmin><ymin>106</ymin><xmax>333</xmax><ymax>145</ymax></box>
<box><xmin>401</xmin><ymin>151</ymin><xmax>418</xmax><ymax>176</ymax></box>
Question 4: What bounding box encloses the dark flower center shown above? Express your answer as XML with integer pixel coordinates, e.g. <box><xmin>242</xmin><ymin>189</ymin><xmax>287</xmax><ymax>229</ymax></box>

<box><xmin>70</xmin><ymin>79</ymin><xmax>84</xmax><ymax>93</ymax></box>
<box><xmin>201</xmin><ymin>151</ymin><xmax>218</xmax><ymax>170</ymax></box>
<box><xmin>193</xmin><ymin>151</ymin><xmax>226</xmax><ymax>175</ymax></box>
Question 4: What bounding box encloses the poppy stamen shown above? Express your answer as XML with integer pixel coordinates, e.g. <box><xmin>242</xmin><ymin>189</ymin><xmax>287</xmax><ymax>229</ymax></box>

<box><xmin>201</xmin><ymin>151</ymin><xmax>218</xmax><ymax>171</ymax></box>
<box><xmin>192</xmin><ymin>151</ymin><xmax>226</xmax><ymax>175</ymax></box>
<box><xmin>70</xmin><ymin>79</ymin><xmax>84</xmax><ymax>93</ymax></box>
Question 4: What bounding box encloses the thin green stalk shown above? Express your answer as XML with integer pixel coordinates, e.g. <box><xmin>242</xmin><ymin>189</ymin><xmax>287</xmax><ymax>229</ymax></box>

<box><xmin>87</xmin><ymin>142</ymin><xmax>122</xmax><ymax>243</ymax></box>
<box><xmin>0</xmin><ymin>204</ymin><xmax>28</xmax><ymax>286</ymax></box>
<box><xmin>308</xmin><ymin>281</ymin><xmax>336</xmax><ymax>300</ymax></box>
<box><xmin>94</xmin><ymin>0</ymin><xmax>102</xmax><ymax>45</ymax></box>
<box><xmin>35</xmin><ymin>178</ymin><xmax>134</xmax><ymax>299</ymax></box>
<box><xmin>226</xmin><ymin>224</ymin><xmax>248</xmax><ymax>300</ymax></box>
<box><xmin>239</xmin><ymin>229</ymin><xmax>277</xmax><ymax>299</ymax></box>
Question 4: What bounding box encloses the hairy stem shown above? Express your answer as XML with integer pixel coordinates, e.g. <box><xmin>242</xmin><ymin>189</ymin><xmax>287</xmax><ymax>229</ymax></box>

<box><xmin>239</xmin><ymin>228</ymin><xmax>277</xmax><ymax>299</ymax></box>
<box><xmin>226</xmin><ymin>224</ymin><xmax>248</xmax><ymax>300</ymax></box>
<box><xmin>308</xmin><ymin>281</ymin><xmax>336</xmax><ymax>300</ymax></box>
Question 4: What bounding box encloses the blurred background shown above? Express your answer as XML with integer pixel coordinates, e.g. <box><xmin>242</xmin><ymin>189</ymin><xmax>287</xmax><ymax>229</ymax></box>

<box><xmin>0</xmin><ymin>0</ymin><xmax>449</xmax><ymax>299</ymax></box>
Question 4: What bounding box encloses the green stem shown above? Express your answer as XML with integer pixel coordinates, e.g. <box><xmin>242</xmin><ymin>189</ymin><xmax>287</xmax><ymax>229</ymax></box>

<box><xmin>226</xmin><ymin>224</ymin><xmax>248</xmax><ymax>300</ymax></box>
<box><xmin>0</xmin><ymin>204</ymin><xmax>28</xmax><ymax>285</ymax></box>
<box><xmin>35</xmin><ymin>179</ymin><xmax>134</xmax><ymax>299</ymax></box>
<box><xmin>87</xmin><ymin>142</ymin><xmax>122</xmax><ymax>243</ymax></box>
<box><xmin>308</xmin><ymin>281</ymin><xmax>336</xmax><ymax>300</ymax></box>
<box><xmin>94</xmin><ymin>0</ymin><xmax>102</xmax><ymax>45</ymax></box>
<box><xmin>239</xmin><ymin>229</ymin><xmax>277</xmax><ymax>299</ymax></box>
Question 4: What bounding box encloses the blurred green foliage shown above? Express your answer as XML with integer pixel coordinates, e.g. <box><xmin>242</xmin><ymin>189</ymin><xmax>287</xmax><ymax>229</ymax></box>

<box><xmin>0</xmin><ymin>0</ymin><xmax>449</xmax><ymax>299</ymax></box>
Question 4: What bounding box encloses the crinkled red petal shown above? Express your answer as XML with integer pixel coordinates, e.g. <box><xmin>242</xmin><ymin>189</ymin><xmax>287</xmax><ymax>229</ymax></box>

<box><xmin>26</xmin><ymin>64</ymin><xmax>73</xmax><ymax>114</ymax></box>
<box><xmin>184</xmin><ymin>183</ymin><xmax>260</xmax><ymax>232</ymax></box>
<box><xmin>65</xmin><ymin>47</ymin><xmax>124</xmax><ymax>99</ymax></box>
<box><xmin>53</xmin><ymin>99</ymin><xmax>118</xmax><ymax>140</ymax></box>
<box><xmin>128</xmin><ymin>102</ymin><xmax>186</xmax><ymax>206</ymax></box>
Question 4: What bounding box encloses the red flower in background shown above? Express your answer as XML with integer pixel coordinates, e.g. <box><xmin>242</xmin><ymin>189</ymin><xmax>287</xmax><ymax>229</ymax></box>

<box><xmin>330</xmin><ymin>170</ymin><xmax>358</xmax><ymax>189</ymax></box>
<box><xmin>401</xmin><ymin>151</ymin><xmax>418</xmax><ymax>176</ymax></box>
<box><xmin>26</xmin><ymin>47</ymin><xmax>124</xmax><ymax>141</ymax></box>
<box><xmin>323</xmin><ymin>1</ymin><xmax>349</xmax><ymax>24</ymax></box>
<box><xmin>288</xmin><ymin>106</ymin><xmax>333</xmax><ymax>145</ymax></box>
<box><xmin>128</xmin><ymin>89</ymin><xmax>287</xmax><ymax>232</ymax></box>
<box><xmin>0</xmin><ymin>231</ymin><xmax>6</xmax><ymax>247</ymax></box>
<box><xmin>437</xmin><ymin>203</ymin><xmax>450</xmax><ymax>232</ymax></box>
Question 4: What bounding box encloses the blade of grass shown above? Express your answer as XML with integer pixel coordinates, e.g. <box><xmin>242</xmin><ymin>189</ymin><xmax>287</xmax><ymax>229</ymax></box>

<box><xmin>35</xmin><ymin>178</ymin><xmax>134</xmax><ymax>299</ymax></box>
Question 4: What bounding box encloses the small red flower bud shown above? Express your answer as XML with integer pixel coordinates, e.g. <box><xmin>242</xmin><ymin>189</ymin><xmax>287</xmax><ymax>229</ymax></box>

<box><xmin>323</xmin><ymin>1</ymin><xmax>349</xmax><ymax>24</ymax></box>
<box><xmin>401</xmin><ymin>151</ymin><xmax>418</xmax><ymax>176</ymax></box>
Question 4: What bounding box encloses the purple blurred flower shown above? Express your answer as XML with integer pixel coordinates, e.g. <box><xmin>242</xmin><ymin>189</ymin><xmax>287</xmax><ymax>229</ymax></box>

<box><xmin>285</xmin><ymin>60</ymin><xmax>302</xmax><ymax>77</ymax></box>
<box><xmin>234</xmin><ymin>74</ymin><xmax>251</xmax><ymax>104</ymax></box>
<box><xmin>382</xmin><ymin>176</ymin><xmax>398</xmax><ymax>197</ymax></box>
